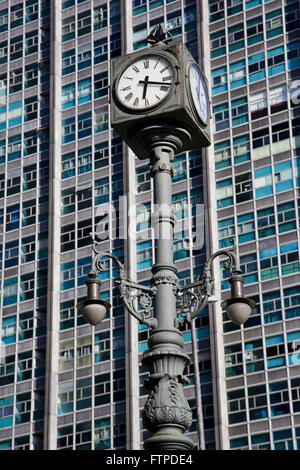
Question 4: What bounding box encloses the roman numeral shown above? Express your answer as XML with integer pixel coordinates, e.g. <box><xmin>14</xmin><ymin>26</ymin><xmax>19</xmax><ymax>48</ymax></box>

<box><xmin>132</xmin><ymin>65</ymin><xmax>139</xmax><ymax>73</ymax></box>
<box><xmin>122</xmin><ymin>86</ymin><xmax>131</xmax><ymax>91</ymax></box>
<box><xmin>143</xmin><ymin>60</ymin><xmax>149</xmax><ymax>69</ymax></box>
<box><xmin>159</xmin><ymin>66</ymin><xmax>168</xmax><ymax>74</ymax></box>
<box><xmin>155</xmin><ymin>95</ymin><xmax>161</xmax><ymax>101</ymax></box>
<box><xmin>160</xmin><ymin>85</ymin><xmax>169</xmax><ymax>92</ymax></box>
<box><xmin>125</xmin><ymin>92</ymin><xmax>133</xmax><ymax>102</ymax></box>
<box><xmin>124</xmin><ymin>76</ymin><xmax>133</xmax><ymax>80</ymax></box>
<box><xmin>144</xmin><ymin>98</ymin><xmax>149</xmax><ymax>106</ymax></box>
<box><xmin>163</xmin><ymin>76</ymin><xmax>172</xmax><ymax>81</ymax></box>
<box><xmin>133</xmin><ymin>97</ymin><xmax>139</xmax><ymax>106</ymax></box>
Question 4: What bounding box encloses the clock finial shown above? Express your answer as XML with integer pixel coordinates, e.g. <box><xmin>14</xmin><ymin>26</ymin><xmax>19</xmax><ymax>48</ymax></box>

<box><xmin>147</xmin><ymin>25</ymin><xmax>173</xmax><ymax>46</ymax></box>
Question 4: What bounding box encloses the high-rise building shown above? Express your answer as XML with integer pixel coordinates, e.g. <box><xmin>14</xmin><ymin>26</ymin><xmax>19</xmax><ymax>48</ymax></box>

<box><xmin>0</xmin><ymin>0</ymin><xmax>299</xmax><ymax>451</ymax></box>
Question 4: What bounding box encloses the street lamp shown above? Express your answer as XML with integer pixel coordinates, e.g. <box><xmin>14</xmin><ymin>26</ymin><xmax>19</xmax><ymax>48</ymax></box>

<box><xmin>77</xmin><ymin>26</ymin><xmax>255</xmax><ymax>451</ymax></box>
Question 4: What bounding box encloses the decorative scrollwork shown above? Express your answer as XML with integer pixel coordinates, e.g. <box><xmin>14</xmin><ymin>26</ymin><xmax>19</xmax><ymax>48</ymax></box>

<box><xmin>88</xmin><ymin>245</ymin><xmax>157</xmax><ymax>328</ymax></box>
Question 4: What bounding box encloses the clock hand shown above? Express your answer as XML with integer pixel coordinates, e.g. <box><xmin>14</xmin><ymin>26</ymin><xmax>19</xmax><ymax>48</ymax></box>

<box><xmin>139</xmin><ymin>80</ymin><xmax>172</xmax><ymax>86</ymax></box>
<box><xmin>142</xmin><ymin>75</ymin><xmax>149</xmax><ymax>100</ymax></box>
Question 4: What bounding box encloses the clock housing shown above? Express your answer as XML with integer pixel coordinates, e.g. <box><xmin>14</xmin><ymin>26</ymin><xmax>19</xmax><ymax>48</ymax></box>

<box><xmin>110</xmin><ymin>43</ymin><xmax>211</xmax><ymax>159</ymax></box>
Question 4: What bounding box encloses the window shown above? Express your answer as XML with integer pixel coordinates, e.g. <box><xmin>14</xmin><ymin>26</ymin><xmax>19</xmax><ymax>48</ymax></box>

<box><xmin>22</xmin><ymin>199</ymin><xmax>36</xmax><ymax>227</ymax></box>
<box><xmin>10</xmin><ymin>3</ymin><xmax>23</xmax><ymax>29</ymax></box>
<box><xmin>274</xmin><ymin>161</ymin><xmax>293</xmax><ymax>193</ymax></box>
<box><xmin>62</xmin><ymin>16</ymin><xmax>75</xmax><ymax>42</ymax></box>
<box><xmin>263</xmin><ymin>290</ymin><xmax>282</xmax><ymax>324</ymax></box>
<box><xmin>267</xmin><ymin>46</ymin><xmax>285</xmax><ymax>76</ymax></box>
<box><xmin>254</xmin><ymin>166</ymin><xmax>272</xmax><ymax>198</ymax></box>
<box><xmin>10</xmin><ymin>35</ymin><xmax>23</xmax><ymax>61</ymax></box>
<box><xmin>250</xmin><ymin>91</ymin><xmax>267</xmax><ymax>119</ymax></box>
<box><xmin>235</xmin><ymin>172</ymin><xmax>252</xmax><ymax>203</ymax></box>
<box><xmin>94</xmin><ymin>38</ymin><xmax>108</xmax><ymax>64</ymax></box>
<box><xmin>23</xmin><ymin>164</ymin><xmax>37</xmax><ymax>191</ymax></box>
<box><xmin>94</xmin><ymin>5</ymin><xmax>107</xmax><ymax>30</ymax></box>
<box><xmin>280</xmin><ymin>241</ymin><xmax>300</xmax><ymax>276</ymax></box>
<box><xmin>62</xmin><ymin>48</ymin><xmax>75</xmax><ymax>75</ymax></box>
<box><xmin>6</xmin><ymin>204</ymin><xmax>20</xmax><ymax>231</ymax></box>
<box><xmin>245</xmin><ymin>339</ymin><xmax>264</xmax><ymax>373</ymax></box>
<box><xmin>1</xmin><ymin>316</ymin><xmax>16</xmax><ymax>344</ymax></box>
<box><xmin>248</xmin><ymin>52</ymin><xmax>266</xmax><ymax>83</ymax></box>
<box><xmin>230</xmin><ymin>60</ymin><xmax>246</xmax><ymax>89</ymax></box>
<box><xmin>284</xmin><ymin>286</ymin><xmax>300</xmax><ymax>320</ymax></box>
<box><xmin>216</xmin><ymin>178</ymin><xmax>233</xmax><ymax>208</ymax></box>
<box><xmin>94</xmin><ymin>105</ymin><xmax>109</xmax><ymax>134</ymax></box>
<box><xmin>237</xmin><ymin>212</ymin><xmax>255</xmax><ymax>244</ymax></box>
<box><xmin>95</xmin><ymin>332</ymin><xmax>110</xmax><ymax>363</ymax></box>
<box><xmin>269</xmin><ymin>85</ymin><xmax>287</xmax><ymax>114</ymax></box>
<box><xmin>265</xmin><ymin>9</ymin><xmax>283</xmax><ymax>38</ymax></box>
<box><xmin>277</xmin><ymin>201</ymin><xmax>296</xmax><ymax>233</ymax></box>
<box><xmin>213</xmin><ymin>102</ymin><xmax>229</xmax><ymax>132</ymax></box>
<box><xmin>21</xmin><ymin>235</ymin><xmax>35</xmax><ymax>263</ymax></box>
<box><xmin>60</xmin><ymin>300</ymin><xmax>75</xmax><ymax>331</ymax></box>
<box><xmin>78</xmin><ymin>78</ymin><xmax>91</xmax><ymax>104</ymax></box>
<box><xmin>17</xmin><ymin>350</ymin><xmax>32</xmax><ymax>381</ymax></box>
<box><xmin>62</xmin><ymin>116</ymin><xmax>75</xmax><ymax>144</ymax></box>
<box><xmin>260</xmin><ymin>245</ymin><xmax>279</xmax><ymax>281</ymax></box>
<box><xmin>58</xmin><ymin>381</ymin><xmax>73</xmax><ymax>415</ymax></box>
<box><xmin>228</xmin><ymin>23</ymin><xmax>244</xmax><ymax>52</ymax></box>
<box><xmin>240</xmin><ymin>252</ymin><xmax>258</xmax><ymax>285</ymax></box>
<box><xmin>227</xmin><ymin>388</ymin><xmax>246</xmax><ymax>424</ymax></box>
<box><xmin>94</xmin><ymin>72</ymin><xmax>108</xmax><ymax>98</ymax></box>
<box><xmin>136</xmin><ymin>165</ymin><xmax>150</xmax><ymax>192</ymax></box>
<box><xmin>209</xmin><ymin>0</ymin><xmax>225</xmax><ymax>22</ymax></box>
<box><xmin>233</xmin><ymin>134</ymin><xmax>250</xmax><ymax>164</ymax></box>
<box><xmin>60</xmin><ymin>261</ymin><xmax>75</xmax><ymax>290</ymax></box>
<box><xmin>62</xmin><ymin>83</ymin><xmax>75</xmax><ymax>109</ymax></box>
<box><xmin>269</xmin><ymin>381</ymin><xmax>290</xmax><ymax>418</ymax></box>
<box><xmin>248</xmin><ymin>384</ymin><xmax>267</xmax><ymax>420</ymax></box>
<box><xmin>76</xmin><ymin>377</ymin><xmax>92</xmax><ymax>410</ymax></box>
<box><xmin>225</xmin><ymin>343</ymin><xmax>243</xmax><ymax>377</ymax></box>
<box><xmin>212</xmin><ymin>66</ymin><xmax>227</xmax><ymax>95</ymax></box>
<box><xmin>137</xmin><ymin>240</ymin><xmax>152</xmax><ymax>270</ymax></box>
<box><xmin>95</xmin><ymin>417</ymin><xmax>111</xmax><ymax>450</ymax></box>
<box><xmin>246</xmin><ymin>15</ymin><xmax>263</xmax><ymax>45</ymax></box>
<box><xmin>6</xmin><ymin>169</ymin><xmax>20</xmax><ymax>196</ymax></box>
<box><xmin>59</xmin><ymin>339</ymin><xmax>74</xmax><ymax>372</ymax></box>
<box><xmin>215</xmin><ymin>140</ymin><xmax>231</xmax><ymax>170</ymax></box>
<box><xmin>257</xmin><ymin>207</ymin><xmax>275</xmax><ymax>239</ymax></box>
<box><xmin>78</xmin><ymin>10</ymin><xmax>91</xmax><ymax>36</ymax></box>
<box><xmin>272</xmin><ymin>121</ymin><xmax>290</xmax><ymax>154</ymax></box>
<box><xmin>19</xmin><ymin>311</ymin><xmax>34</xmax><ymax>342</ymax></box>
<box><xmin>287</xmin><ymin>40</ymin><xmax>300</xmax><ymax>71</ymax></box>
<box><xmin>0</xmin><ymin>396</ymin><xmax>13</xmax><ymax>428</ymax></box>
<box><xmin>210</xmin><ymin>29</ymin><xmax>226</xmax><ymax>58</ymax></box>
<box><xmin>266</xmin><ymin>335</ymin><xmax>285</xmax><ymax>369</ymax></box>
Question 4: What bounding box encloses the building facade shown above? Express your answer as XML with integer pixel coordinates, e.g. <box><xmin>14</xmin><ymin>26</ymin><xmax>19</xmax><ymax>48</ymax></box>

<box><xmin>0</xmin><ymin>0</ymin><xmax>299</xmax><ymax>451</ymax></box>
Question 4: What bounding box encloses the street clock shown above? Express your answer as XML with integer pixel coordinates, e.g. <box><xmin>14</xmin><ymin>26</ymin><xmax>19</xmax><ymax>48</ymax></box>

<box><xmin>110</xmin><ymin>26</ymin><xmax>211</xmax><ymax>159</ymax></box>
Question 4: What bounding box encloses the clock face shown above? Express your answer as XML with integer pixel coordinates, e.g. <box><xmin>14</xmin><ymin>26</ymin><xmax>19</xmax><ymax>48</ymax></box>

<box><xmin>115</xmin><ymin>55</ymin><xmax>174</xmax><ymax>111</ymax></box>
<box><xmin>189</xmin><ymin>64</ymin><xmax>209</xmax><ymax>125</ymax></box>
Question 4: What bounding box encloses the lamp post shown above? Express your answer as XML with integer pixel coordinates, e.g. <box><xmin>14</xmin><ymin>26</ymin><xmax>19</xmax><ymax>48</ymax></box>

<box><xmin>77</xmin><ymin>26</ymin><xmax>255</xmax><ymax>451</ymax></box>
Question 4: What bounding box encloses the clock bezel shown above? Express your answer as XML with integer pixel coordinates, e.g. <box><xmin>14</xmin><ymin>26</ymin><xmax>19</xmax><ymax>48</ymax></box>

<box><xmin>187</xmin><ymin>62</ymin><xmax>210</xmax><ymax>127</ymax></box>
<box><xmin>113</xmin><ymin>52</ymin><xmax>177</xmax><ymax>114</ymax></box>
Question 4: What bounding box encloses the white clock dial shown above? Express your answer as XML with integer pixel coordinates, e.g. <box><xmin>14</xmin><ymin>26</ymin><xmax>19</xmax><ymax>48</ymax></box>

<box><xmin>189</xmin><ymin>64</ymin><xmax>209</xmax><ymax>125</ymax></box>
<box><xmin>116</xmin><ymin>55</ymin><xmax>174</xmax><ymax>111</ymax></box>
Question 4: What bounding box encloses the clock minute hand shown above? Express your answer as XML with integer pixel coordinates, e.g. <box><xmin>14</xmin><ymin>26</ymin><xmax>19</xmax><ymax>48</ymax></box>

<box><xmin>139</xmin><ymin>80</ymin><xmax>172</xmax><ymax>86</ymax></box>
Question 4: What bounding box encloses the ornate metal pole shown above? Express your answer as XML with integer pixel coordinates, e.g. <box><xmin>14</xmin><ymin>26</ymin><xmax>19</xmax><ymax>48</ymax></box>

<box><xmin>77</xmin><ymin>25</ymin><xmax>255</xmax><ymax>451</ymax></box>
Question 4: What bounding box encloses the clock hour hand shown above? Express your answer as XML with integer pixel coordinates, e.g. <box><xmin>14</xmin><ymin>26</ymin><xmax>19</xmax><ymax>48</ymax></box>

<box><xmin>142</xmin><ymin>75</ymin><xmax>149</xmax><ymax>100</ymax></box>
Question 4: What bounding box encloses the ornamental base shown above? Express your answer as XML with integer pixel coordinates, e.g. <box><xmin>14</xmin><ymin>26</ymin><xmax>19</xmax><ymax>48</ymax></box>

<box><xmin>144</xmin><ymin>425</ymin><xmax>196</xmax><ymax>451</ymax></box>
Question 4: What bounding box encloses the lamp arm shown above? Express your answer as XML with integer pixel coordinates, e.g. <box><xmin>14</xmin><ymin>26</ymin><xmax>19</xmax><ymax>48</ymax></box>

<box><xmin>176</xmin><ymin>241</ymin><xmax>241</xmax><ymax>323</ymax></box>
<box><xmin>90</xmin><ymin>246</ymin><xmax>157</xmax><ymax>328</ymax></box>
